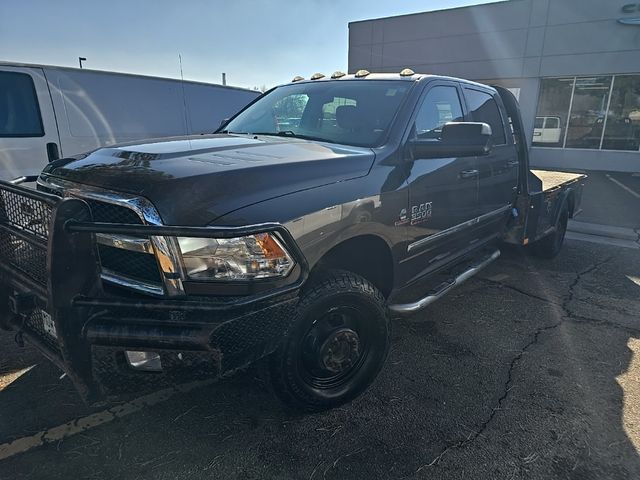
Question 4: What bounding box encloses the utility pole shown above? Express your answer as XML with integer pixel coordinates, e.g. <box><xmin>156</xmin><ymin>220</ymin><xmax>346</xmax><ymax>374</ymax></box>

<box><xmin>78</xmin><ymin>57</ymin><xmax>87</xmax><ymax>68</ymax></box>
<box><xmin>222</xmin><ymin>73</ymin><xmax>226</xmax><ymax>86</ymax></box>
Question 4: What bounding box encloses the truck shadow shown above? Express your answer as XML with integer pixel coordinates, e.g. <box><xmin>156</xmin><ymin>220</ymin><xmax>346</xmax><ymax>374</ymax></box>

<box><xmin>1</xmin><ymin>241</ymin><xmax>639</xmax><ymax>479</ymax></box>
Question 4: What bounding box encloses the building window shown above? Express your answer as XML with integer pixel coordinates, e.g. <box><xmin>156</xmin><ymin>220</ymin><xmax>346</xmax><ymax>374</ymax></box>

<box><xmin>0</xmin><ymin>72</ymin><xmax>44</xmax><ymax>137</ymax></box>
<box><xmin>602</xmin><ymin>76</ymin><xmax>640</xmax><ymax>151</ymax></box>
<box><xmin>533</xmin><ymin>75</ymin><xmax>640</xmax><ymax>152</ymax></box>
<box><xmin>532</xmin><ymin>78</ymin><xmax>573</xmax><ymax>147</ymax></box>
<box><xmin>565</xmin><ymin>76</ymin><xmax>612</xmax><ymax>149</ymax></box>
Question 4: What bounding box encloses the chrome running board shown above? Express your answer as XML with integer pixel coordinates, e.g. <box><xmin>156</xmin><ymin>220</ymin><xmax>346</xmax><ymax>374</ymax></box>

<box><xmin>388</xmin><ymin>250</ymin><xmax>501</xmax><ymax>316</ymax></box>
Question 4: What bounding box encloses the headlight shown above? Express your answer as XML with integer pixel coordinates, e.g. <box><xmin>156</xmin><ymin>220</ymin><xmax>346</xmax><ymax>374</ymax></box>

<box><xmin>177</xmin><ymin>233</ymin><xmax>294</xmax><ymax>281</ymax></box>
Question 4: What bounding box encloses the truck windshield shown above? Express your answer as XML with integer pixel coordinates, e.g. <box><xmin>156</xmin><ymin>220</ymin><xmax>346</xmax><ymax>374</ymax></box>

<box><xmin>222</xmin><ymin>80</ymin><xmax>411</xmax><ymax>147</ymax></box>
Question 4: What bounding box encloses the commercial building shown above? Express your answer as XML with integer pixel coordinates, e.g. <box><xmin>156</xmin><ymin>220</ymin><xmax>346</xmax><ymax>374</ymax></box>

<box><xmin>348</xmin><ymin>0</ymin><xmax>640</xmax><ymax>172</ymax></box>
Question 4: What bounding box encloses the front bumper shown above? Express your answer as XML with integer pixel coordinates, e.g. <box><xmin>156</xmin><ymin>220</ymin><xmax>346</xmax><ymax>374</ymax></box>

<box><xmin>0</xmin><ymin>179</ymin><xmax>307</xmax><ymax>401</ymax></box>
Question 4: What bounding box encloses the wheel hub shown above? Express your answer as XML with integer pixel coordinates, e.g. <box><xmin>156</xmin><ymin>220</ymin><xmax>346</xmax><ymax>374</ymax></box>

<box><xmin>319</xmin><ymin>328</ymin><xmax>361</xmax><ymax>374</ymax></box>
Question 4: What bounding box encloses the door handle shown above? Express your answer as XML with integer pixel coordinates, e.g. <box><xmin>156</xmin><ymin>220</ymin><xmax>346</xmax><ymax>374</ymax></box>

<box><xmin>46</xmin><ymin>142</ymin><xmax>60</xmax><ymax>162</ymax></box>
<box><xmin>507</xmin><ymin>160</ymin><xmax>519</xmax><ymax>167</ymax></box>
<box><xmin>459</xmin><ymin>169</ymin><xmax>479</xmax><ymax>179</ymax></box>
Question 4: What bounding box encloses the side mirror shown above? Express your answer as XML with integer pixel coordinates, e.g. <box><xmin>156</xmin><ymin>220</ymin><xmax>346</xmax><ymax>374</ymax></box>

<box><xmin>219</xmin><ymin>118</ymin><xmax>230</xmax><ymax>129</ymax></box>
<box><xmin>410</xmin><ymin>122</ymin><xmax>493</xmax><ymax>158</ymax></box>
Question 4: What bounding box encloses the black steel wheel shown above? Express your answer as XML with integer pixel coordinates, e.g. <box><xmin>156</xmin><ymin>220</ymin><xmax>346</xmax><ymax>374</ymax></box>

<box><xmin>267</xmin><ymin>270</ymin><xmax>390</xmax><ymax>412</ymax></box>
<box><xmin>531</xmin><ymin>202</ymin><xmax>569</xmax><ymax>259</ymax></box>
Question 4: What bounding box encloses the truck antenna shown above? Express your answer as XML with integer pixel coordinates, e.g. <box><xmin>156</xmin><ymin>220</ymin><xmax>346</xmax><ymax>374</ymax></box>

<box><xmin>178</xmin><ymin>54</ymin><xmax>192</xmax><ymax>148</ymax></box>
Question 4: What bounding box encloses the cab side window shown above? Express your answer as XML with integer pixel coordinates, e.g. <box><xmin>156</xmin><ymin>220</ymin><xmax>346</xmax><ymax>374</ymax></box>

<box><xmin>0</xmin><ymin>72</ymin><xmax>44</xmax><ymax>137</ymax></box>
<box><xmin>464</xmin><ymin>88</ymin><xmax>506</xmax><ymax>145</ymax></box>
<box><xmin>414</xmin><ymin>86</ymin><xmax>464</xmax><ymax>140</ymax></box>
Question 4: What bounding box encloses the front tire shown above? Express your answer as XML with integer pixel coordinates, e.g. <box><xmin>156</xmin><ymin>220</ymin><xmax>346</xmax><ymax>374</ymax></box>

<box><xmin>267</xmin><ymin>270</ymin><xmax>390</xmax><ymax>412</ymax></box>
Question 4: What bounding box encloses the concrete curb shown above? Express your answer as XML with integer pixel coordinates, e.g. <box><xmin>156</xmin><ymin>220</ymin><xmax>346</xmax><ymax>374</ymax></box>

<box><xmin>568</xmin><ymin>220</ymin><xmax>638</xmax><ymax>241</ymax></box>
<box><xmin>566</xmin><ymin>231</ymin><xmax>640</xmax><ymax>250</ymax></box>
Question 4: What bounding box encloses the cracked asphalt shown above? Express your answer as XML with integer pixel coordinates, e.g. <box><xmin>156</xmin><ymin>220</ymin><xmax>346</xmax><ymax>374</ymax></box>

<box><xmin>1</xmin><ymin>238</ymin><xmax>639</xmax><ymax>479</ymax></box>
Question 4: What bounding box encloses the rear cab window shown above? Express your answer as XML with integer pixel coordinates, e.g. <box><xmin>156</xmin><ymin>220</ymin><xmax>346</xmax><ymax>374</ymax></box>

<box><xmin>321</xmin><ymin>96</ymin><xmax>357</xmax><ymax>134</ymax></box>
<box><xmin>464</xmin><ymin>87</ymin><xmax>507</xmax><ymax>145</ymax></box>
<box><xmin>0</xmin><ymin>71</ymin><xmax>44</xmax><ymax>137</ymax></box>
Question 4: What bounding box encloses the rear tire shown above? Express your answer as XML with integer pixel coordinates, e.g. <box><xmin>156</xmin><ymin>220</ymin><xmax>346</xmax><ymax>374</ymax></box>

<box><xmin>267</xmin><ymin>270</ymin><xmax>390</xmax><ymax>412</ymax></box>
<box><xmin>531</xmin><ymin>203</ymin><xmax>569</xmax><ymax>259</ymax></box>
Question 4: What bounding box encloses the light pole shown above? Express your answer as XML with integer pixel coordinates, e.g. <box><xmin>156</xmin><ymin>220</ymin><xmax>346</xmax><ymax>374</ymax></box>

<box><xmin>78</xmin><ymin>57</ymin><xmax>87</xmax><ymax>68</ymax></box>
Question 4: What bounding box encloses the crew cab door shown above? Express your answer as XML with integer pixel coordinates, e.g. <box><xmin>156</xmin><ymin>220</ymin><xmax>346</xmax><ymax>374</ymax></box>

<box><xmin>0</xmin><ymin>66</ymin><xmax>60</xmax><ymax>180</ymax></box>
<box><xmin>463</xmin><ymin>87</ymin><xmax>517</xmax><ymax>222</ymax></box>
<box><xmin>401</xmin><ymin>82</ymin><xmax>479</xmax><ymax>284</ymax></box>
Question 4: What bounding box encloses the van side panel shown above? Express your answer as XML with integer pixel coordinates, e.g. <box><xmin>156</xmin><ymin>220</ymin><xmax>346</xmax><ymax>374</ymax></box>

<box><xmin>43</xmin><ymin>68</ymin><xmax>259</xmax><ymax>158</ymax></box>
<box><xmin>184</xmin><ymin>82</ymin><xmax>262</xmax><ymax>134</ymax></box>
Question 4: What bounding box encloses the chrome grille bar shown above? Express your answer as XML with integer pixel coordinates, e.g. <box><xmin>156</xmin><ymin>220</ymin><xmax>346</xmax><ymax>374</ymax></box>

<box><xmin>37</xmin><ymin>175</ymin><xmax>185</xmax><ymax>297</ymax></box>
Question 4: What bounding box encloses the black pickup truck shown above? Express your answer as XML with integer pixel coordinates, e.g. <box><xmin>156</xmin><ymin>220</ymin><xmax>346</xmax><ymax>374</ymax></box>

<box><xmin>0</xmin><ymin>71</ymin><xmax>585</xmax><ymax>411</ymax></box>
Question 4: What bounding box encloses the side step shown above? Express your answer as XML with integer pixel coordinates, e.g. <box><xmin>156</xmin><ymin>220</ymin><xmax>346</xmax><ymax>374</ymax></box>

<box><xmin>388</xmin><ymin>250</ymin><xmax>501</xmax><ymax>316</ymax></box>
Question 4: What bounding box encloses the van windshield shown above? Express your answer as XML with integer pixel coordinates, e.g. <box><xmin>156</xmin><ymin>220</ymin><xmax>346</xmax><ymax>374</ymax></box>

<box><xmin>222</xmin><ymin>80</ymin><xmax>411</xmax><ymax>147</ymax></box>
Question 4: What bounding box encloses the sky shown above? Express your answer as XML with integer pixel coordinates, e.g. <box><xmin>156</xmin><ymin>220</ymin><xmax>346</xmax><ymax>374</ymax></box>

<box><xmin>0</xmin><ymin>0</ymin><xmax>496</xmax><ymax>90</ymax></box>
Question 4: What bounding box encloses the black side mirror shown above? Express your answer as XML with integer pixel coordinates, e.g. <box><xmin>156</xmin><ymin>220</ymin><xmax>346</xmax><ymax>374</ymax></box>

<box><xmin>410</xmin><ymin>122</ymin><xmax>493</xmax><ymax>158</ymax></box>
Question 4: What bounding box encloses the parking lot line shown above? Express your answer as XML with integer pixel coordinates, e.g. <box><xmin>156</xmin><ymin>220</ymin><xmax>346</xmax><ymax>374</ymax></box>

<box><xmin>606</xmin><ymin>174</ymin><xmax>640</xmax><ymax>199</ymax></box>
<box><xmin>0</xmin><ymin>379</ymin><xmax>212</xmax><ymax>462</ymax></box>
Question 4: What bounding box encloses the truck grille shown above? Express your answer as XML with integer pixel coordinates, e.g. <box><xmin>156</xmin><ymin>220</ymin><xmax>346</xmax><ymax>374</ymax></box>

<box><xmin>83</xmin><ymin>201</ymin><xmax>164</xmax><ymax>294</ymax></box>
<box><xmin>38</xmin><ymin>180</ymin><xmax>165</xmax><ymax>295</ymax></box>
<box><xmin>83</xmin><ymin>199</ymin><xmax>143</xmax><ymax>225</ymax></box>
<box><xmin>98</xmin><ymin>244</ymin><xmax>162</xmax><ymax>284</ymax></box>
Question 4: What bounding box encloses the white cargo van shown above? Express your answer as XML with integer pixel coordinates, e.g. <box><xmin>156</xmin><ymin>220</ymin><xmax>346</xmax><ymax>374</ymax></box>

<box><xmin>0</xmin><ymin>62</ymin><xmax>260</xmax><ymax>180</ymax></box>
<box><xmin>532</xmin><ymin>116</ymin><xmax>562</xmax><ymax>145</ymax></box>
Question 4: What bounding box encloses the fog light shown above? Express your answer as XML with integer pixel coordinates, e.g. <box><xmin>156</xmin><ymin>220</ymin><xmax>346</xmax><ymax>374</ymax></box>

<box><xmin>125</xmin><ymin>351</ymin><xmax>162</xmax><ymax>371</ymax></box>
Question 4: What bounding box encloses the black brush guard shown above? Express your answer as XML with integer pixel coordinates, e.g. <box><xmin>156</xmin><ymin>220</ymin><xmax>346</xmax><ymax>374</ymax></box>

<box><xmin>0</xmin><ymin>179</ymin><xmax>308</xmax><ymax>401</ymax></box>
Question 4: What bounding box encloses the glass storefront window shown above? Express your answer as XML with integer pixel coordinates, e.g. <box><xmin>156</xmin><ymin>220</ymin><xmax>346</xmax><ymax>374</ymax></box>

<box><xmin>532</xmin><ymin>78</ymin><xmax>573</xmax><ymax>147</ymax></box>
<box><xmin>533</xmin><ymin>74</ymin><xmax>640</xmax><ymax>152</ymax></box>
<box><xmin>602</xmin><ymin>76</ymin><xmax>640</xmax><ymax>151</ymax></box>
<box><xmin>565</xmin><ymin>76</ymin><xmax>612</xmax><ymax>149</ymax></box>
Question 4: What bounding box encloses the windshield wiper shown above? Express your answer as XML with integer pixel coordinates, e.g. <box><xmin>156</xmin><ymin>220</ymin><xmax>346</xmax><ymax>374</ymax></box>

<box><xmin>250</xmin><ymin>131</ymin><xmax>337</xmax><ymax>144</ymax></box>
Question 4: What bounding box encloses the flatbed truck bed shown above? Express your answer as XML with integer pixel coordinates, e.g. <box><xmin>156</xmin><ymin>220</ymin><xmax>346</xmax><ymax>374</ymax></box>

<box><xmin>531</xmin><ymin>170</ymin><xmax>585</xmax><ymax>193</ymax></box>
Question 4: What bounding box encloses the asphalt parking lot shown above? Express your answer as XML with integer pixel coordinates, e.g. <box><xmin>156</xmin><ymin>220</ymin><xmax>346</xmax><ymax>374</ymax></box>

<box><xmin>575</xmin><ymin>172</ymin><xmax>640</xmax><ymax>230</ymax></box>
<box><xmin>1</xmin><ymin>238</ymin><xmax>639</xmax><ymax>480</ymax></box>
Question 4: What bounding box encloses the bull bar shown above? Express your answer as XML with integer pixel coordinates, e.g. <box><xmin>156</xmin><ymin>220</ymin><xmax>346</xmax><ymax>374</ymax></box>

<box><xmin>0</xmin><ymin>179</ymin><xmax>308</xmax><ymax>402</ymax></box>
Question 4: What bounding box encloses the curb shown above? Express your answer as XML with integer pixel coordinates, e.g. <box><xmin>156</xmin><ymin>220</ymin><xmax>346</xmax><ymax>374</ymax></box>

<box><xmin>567</xmin><ymin>220</ymin><xmax>638</xmax><ymax>241</ymax></box>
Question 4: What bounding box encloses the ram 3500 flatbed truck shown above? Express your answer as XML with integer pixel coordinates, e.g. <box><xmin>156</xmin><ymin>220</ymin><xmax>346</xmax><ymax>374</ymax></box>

<box><xmin>0</xmin><ymin>71</ymin><xmax>585</xmax><ymax>411</ymax></box>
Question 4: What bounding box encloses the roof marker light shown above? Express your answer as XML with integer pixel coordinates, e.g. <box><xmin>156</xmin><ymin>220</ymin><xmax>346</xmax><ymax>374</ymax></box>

<box><xmin>354</xmin><ymin>69</ymin><xmax>370</xmax><ymax>78</ymax></box>
<box><xmin>291</xmin><ymin>76</ymin><xmax>305</xmax><ymax>82</ymax></box>
<box><xmin>399</xmin><ymin>68</ymin><xmax>415</xmax><ymax>77</ymax></box>
<box><xmin>310</xmin><ymin>73</ymin><xmax>325</xmax><ymax>80</ymax></box>
<box><xmin>331</xmin><ymin>71</ymin><xmax>346</xmax><ymax>79</ymax></box>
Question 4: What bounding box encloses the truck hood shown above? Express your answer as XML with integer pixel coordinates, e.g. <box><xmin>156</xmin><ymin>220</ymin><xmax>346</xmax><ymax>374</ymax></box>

<box><xmin>43</xmin><ymin>134</ymin><xmax>375</xmax><ymax>225</ymax></box>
